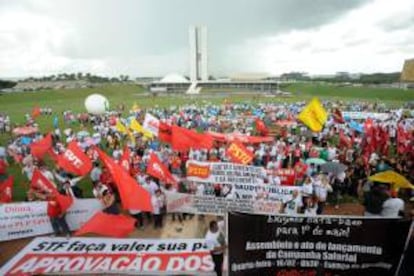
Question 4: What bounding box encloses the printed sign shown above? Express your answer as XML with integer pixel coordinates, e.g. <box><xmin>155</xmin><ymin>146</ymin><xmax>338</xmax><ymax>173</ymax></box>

<box><xmin>198</xmin><ymin>182</ymin><xmax>301</xmax><ymax>202</ymax></box>
<box><xmin>165</xmin><ymin>191</ymin><xmax>281</xmax><ymax>215</ymax></box>
<box><xmin>228</xmin><ymin>213</ymin><xmax>413</xmax><ymax>276</ymax></box>
<box><xmin>0</xmin><ymin>199</ymin><xmax>102</xmax><ymax>241</ymax></box>
<box><xmin>342</xmin><ymin>112</ymin><xmax>389</xmax><ymax>121</ymax></box>
<box><xmin>226</xmin><ymin>142</ymin><xmax>254</xmax><ymax>165</ymax></box>
<box><xmin>0</xmin><ymin>237</ymin><xmax>214</xmax><ymax>275</ymax></box>
<box><xmin>186</xmin><ymin>161</ymin><xmax>265</xmax><ymax>185</ymax></box>
<box><xmin>143</xmin><ymin>113</ymin><xmax>160</xmax><ymax>136</ymax></box>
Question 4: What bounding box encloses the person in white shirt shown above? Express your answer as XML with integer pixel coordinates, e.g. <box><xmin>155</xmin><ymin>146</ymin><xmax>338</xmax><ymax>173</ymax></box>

<box><xmin>205</xmin><ymin>220</ymin><xmax>226</xmax><ymax>276</ymax></box>
<box><xmin>196</xmin><ymin>183</ymin><xmax>205</xmax><ymax>196</ymax></box>
<box><xmin>90</xmin><ymin>162</ymin><xmax>102</xmax><ymax>184</ymax></box>
<box><xmin>152</xmin><ymin>189</ymin><xmax>165</xmax><ymax>228</ymax></box>
<box><xmin>313</xmin><ymin>174</ymin><xmax>332</xmax><ymax>214</ymax></box>
<box><xmin>283</xmin><ymin>190</ymin><xmax>303</xmax><ymax>215</ymax></box>
<box><xmin>381</xmin><ymin>190</ymin><xmax>405</xmax><ymax>218</ymax></box>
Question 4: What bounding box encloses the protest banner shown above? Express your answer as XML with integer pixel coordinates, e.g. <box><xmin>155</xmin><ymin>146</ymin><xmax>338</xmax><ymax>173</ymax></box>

<box><xmin>0</xmin><ymin>199</ymin><xmax>102</xmax><ymax>241</ymax></box>
<box><xmin>199</xmin><ymin>182</ymin><xmax>301</xmax><ymax>202</ymax></box>
<box><xmin>226</xmin><ymin>142</ymin><xmax>254</xmax><ymax>165</ymax></box>
<box><xmin>143</xmin><ymin>113</ymin><xmax>160</xmax><ymax>136</ymax></box>
<box><xmin>228</xmin><ymin>213</ymin><xmax>413</xmax><ymax>276</ymax></box>
<box><xmin>186</xmin><ymin>161</ymin><xmax>266</xmax><ymax>185</ymax></box>
<box><xmin>0</xmin><ymin>237</ymin><xmax>214</xmax><ymax>275</ymax></box>
<box><xmin>165</xmin><ymin>191</ymin><xmax>281</xmax><ymax>215</ymax></box>
<box><xmin>342</xmin><ymin>112</ymin><xmax>390</xmax><ymax>121</ymax></box>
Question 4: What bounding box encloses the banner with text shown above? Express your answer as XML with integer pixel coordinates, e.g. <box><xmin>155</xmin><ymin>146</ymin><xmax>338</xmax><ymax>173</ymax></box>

<box><xmin>0</xmin><ymin>237</ymin><xmax>213</xmax><ymax>275</ymax></box>
<box><xmin>199</xmin><ymin>182</ymin><xmax>301</xmax><ymax>202</ymax></box>
<box><xmin>166</xmin><ymin>191</ymin><xmax>281</xmax><ymax>215</ymax></box>
<box><xmin>228</xmin><ymin>213</ymin><xmax>412</xmax><ymax>276</ymax></box>
<box><xmin>0</xmin><ymin>199</ymin><xmax>102</xmax><ymax>241</ymax></box>
<box><xmin>186</xmin><ymin>161</ymin><xmax>265</xmax><ymax>185</ymax></box>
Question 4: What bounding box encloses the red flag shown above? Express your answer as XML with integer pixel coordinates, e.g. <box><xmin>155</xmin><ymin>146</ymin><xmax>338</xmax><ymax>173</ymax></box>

<box><xmin>226</xmin><ymin>142</ymin><xmax>254</xmax><ymax>165</ymax></box>
<box><xmin>171</xmin><ymin>125</ymin><xmax>213</xmax><ymax>151</ymax></box>
<box><xmin>32</xmin><ymin>106</ymin><xmax>41</xmax><ymax>118</ymax></box>
<box><xmin>31</xmin><ymin>169</ymin><xmax>73</xmax><ymax>212</ymax></box>
<box><xmin>56</xmin><ymin>141</ymin><xmax>92</xmax><ymax>176</ymax></box>
<box><xmin>333</xmin><ymin>108</ymin><xmax>345</xmax><ymax>124</ymax></box>
<box><xmin>0</xmin><ymin>176</ymin><xmax>13</xmax><ymax>203</ymax></box>
<box><xmin>255</xmin><ymin>118</ymin><xmax>269</xmax><ymax>136</ymax></box>
<box><xmin>30</xmin><ymin>133</ymin><xmax>52</xmax><ymax>159</ymax></box>
<box><xmin>339</xmin><ymin>129</ymin><xmax>351</xmax><ymax>149</ymax></box>
<box><xmin>120</xmin><ymin>146</ymin><xmax>131</xmax><ymax>172</ymax></box>
<box><xmin>75</xmin><ymin>211</ymin><xmax>136</xmax><ymax>238</ymax></box>
<box><xmin>31</xmin><ymin>169</ymin><xmax>58</xmax><ymax>194</ymax></box>
<box><xmin>96</xmin><ymin>147</ymin><xmax>153</xmax><ymax>212</ymax></box>
<box><xmin>158</xmin><ymin>122</ymin><xmax>172</xmax><ymax>143</ymax></box>
<box><xmin>147</xmin><ymin>153</ymin><xmax>177</xmax><ymax>186</ymax></box>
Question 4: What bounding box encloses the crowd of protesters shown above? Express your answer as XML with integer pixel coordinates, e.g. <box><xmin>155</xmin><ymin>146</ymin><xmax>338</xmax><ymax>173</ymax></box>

<box><xmin>1</xmin><ymin>100</ymin><xmax>414</xmax><ymax>235</ymax></box>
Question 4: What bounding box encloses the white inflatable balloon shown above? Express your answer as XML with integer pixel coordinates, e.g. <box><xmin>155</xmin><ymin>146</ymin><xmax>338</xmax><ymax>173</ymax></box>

<box><xmin>84</xmin><ymin>94</ymin><xmax>109</xmax><ymax>115</ymax></box>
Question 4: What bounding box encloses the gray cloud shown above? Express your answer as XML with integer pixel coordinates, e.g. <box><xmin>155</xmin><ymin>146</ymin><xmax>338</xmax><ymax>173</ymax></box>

<box><xmin>2</xmin><ymin>0</ymin><xmax>413</xmax><ymax>77</ymax></box>
<box><xmin>26</xmin><ymin>0</ymin><xmax>369</xmax><ymax>60</ymax></box>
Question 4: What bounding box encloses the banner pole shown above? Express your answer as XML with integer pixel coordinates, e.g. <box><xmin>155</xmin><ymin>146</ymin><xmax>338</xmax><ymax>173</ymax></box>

<box><xmin>395</xmin><ymin>220</ymin><xmax>414</xmax><ymax>276</ymax></box>
<box><xmin>226</xmin><ymin>211</ymin><xmax>229</xmax><ymax>276</ymax></box>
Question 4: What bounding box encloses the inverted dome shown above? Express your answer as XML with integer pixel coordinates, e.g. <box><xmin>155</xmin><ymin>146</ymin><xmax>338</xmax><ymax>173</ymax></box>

<box><xmin>160</xmin><ymin>73</ymin><xmax>189</xmax><ymax>83</ymax></box>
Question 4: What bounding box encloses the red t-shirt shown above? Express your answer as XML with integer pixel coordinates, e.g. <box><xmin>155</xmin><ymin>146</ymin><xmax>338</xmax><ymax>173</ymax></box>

<box><xmin>47</xmin><ymin>200</ymin><xmax>62</xmax><ymax>218</ymax></box>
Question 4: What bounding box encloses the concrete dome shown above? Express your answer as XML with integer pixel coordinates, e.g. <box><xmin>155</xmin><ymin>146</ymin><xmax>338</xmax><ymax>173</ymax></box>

<box><xmin>160</xmin><ymin>73</ymin><xmax>189</xmax><ymax>83</ymax></box>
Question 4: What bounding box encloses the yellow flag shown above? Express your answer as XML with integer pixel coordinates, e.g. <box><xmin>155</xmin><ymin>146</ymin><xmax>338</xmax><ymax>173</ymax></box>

<box><xmin>369</xmin><ymin>170</ymin><xmax>414</xmax><ymax>189</ymax></box>
<box><xmin>297</xmin><ymin>98</ymin><xmax>327</xmax><ymax>132</ymax></box>
<box><xmin>116</xmin><ymin>120</ymin><xmax>128</xmax><ymax>134</ymax></box>
<box><xmin>130</xmin><ymin>118</ymin><xmax>153</xmax><ymax>138</ymax></box>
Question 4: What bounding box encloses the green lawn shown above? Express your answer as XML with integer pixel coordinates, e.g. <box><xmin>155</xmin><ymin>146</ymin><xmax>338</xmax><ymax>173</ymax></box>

<box><xmin>0</xmin><ymin>82</ymin><xmax>412</xmax><ymax>201</ymax></box>
<box><xmin>283</xmin><ymin>82</ymin><xmax>414</xmax><ymax>104</ymax></box>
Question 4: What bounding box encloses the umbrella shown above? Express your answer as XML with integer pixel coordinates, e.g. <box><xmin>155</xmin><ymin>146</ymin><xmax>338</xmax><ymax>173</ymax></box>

<box><xmin>320</xmin><ymin>162</ymin><xmax>347</xmax><ymax>175</ymax></box>
<box><xmin>305</xmin><ymin>158</ymin><xmax>326</xmax><ymax>165</ymax></box>
<box><xmin>368</xmin><ymin>170</ymin><xmax>414</xmax><ymax>189</ymax></box>
<box><xmin>12</xmin><ymin>126</ymin><xmax>38</xmax><ymax>136</ymax></box>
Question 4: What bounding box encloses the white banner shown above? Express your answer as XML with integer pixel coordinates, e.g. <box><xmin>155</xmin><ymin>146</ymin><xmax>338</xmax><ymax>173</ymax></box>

<box><xmin>143</xmin><ymin>113</ymin><xmax>160</xmax><ymax>136</ymax></box>
<box><xmin>342</xmin><ymin>111</ymin><xmax>389</xmax><ymax>121</ymax></box>
<box><xmin>0</xmin><ymin>199</ymin><xmax>102</xmax><ymax>241</ymax></box>
<box><xmin>166</xmin><ymin>191</ymin><xmax>282</xmax><ymax>215</ymax></box>
<box><xmin>186</xmin><ymin>160</ymin><xmax>266</xmax><ymax>185</ymax></box>
<box><xmin>232</xmin><ymin>184</ymin><xmax>301</xmax><ymax>202</ymax></box>
<box><xmin>0</xmin><ymin>237</ymin><xmax>214</xmax><ymax>275</ymax></box>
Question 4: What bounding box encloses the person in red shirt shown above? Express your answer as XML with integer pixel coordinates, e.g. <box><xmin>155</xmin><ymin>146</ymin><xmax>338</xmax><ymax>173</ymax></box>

<box><xmin>170</xmin><ymin>154</ymin><xmax>182</xmax><ymax>174</ymax></box>
<box><xmin>47</xmin><ymin>193</ymin><xmax>70</xmax><ymax>237</ymax></box>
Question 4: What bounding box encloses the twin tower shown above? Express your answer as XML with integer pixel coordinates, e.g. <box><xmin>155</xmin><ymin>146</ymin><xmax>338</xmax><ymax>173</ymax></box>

<box><xmin>189</xmin><ymin>26</ymin><xmax>208</xmax><ymax>82</ymax></box>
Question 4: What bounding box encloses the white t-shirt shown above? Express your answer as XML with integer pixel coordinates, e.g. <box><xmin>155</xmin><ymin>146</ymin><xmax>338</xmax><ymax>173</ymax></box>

<box><xmin>205</xmin><ymin>230</ymin><xmax>225</xmax><ymax>255</ymax></box>
<box><xmin>314</xmin><ymin>183</ymin><xmax>330</xmax><ymax>202</ymax></box>
<box><xmin>284</xmin><ymin>196</ymin><xmax>303</xmax><ymax>215</ymax></box>
<box><xmin>302</xmin><ymin>183</ymin><xmax>313</xmax><ymax>196</ymax></box>
<box><xmin>196</xmin><ymin>184</ymin><xmax>205</xmax><ymax>196</ymax></box>
<box><xmin>381</xmin><ymin>198</ymin><xmax>404</xmax><ymax>217</ymax></box>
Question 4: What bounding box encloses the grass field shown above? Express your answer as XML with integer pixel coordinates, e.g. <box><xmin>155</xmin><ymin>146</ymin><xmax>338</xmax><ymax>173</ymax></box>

<box><xmin>0</xmin><ymin>82</ymin><xmax>413</xmax><ymax>201</ymax></box>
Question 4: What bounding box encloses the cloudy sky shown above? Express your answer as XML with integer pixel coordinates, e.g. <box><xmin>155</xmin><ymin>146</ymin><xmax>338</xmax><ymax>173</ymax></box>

<box><xmin>0</xmin><ymin>0</ymin><xmax>413</xmax><ymax>78</ymax></box>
